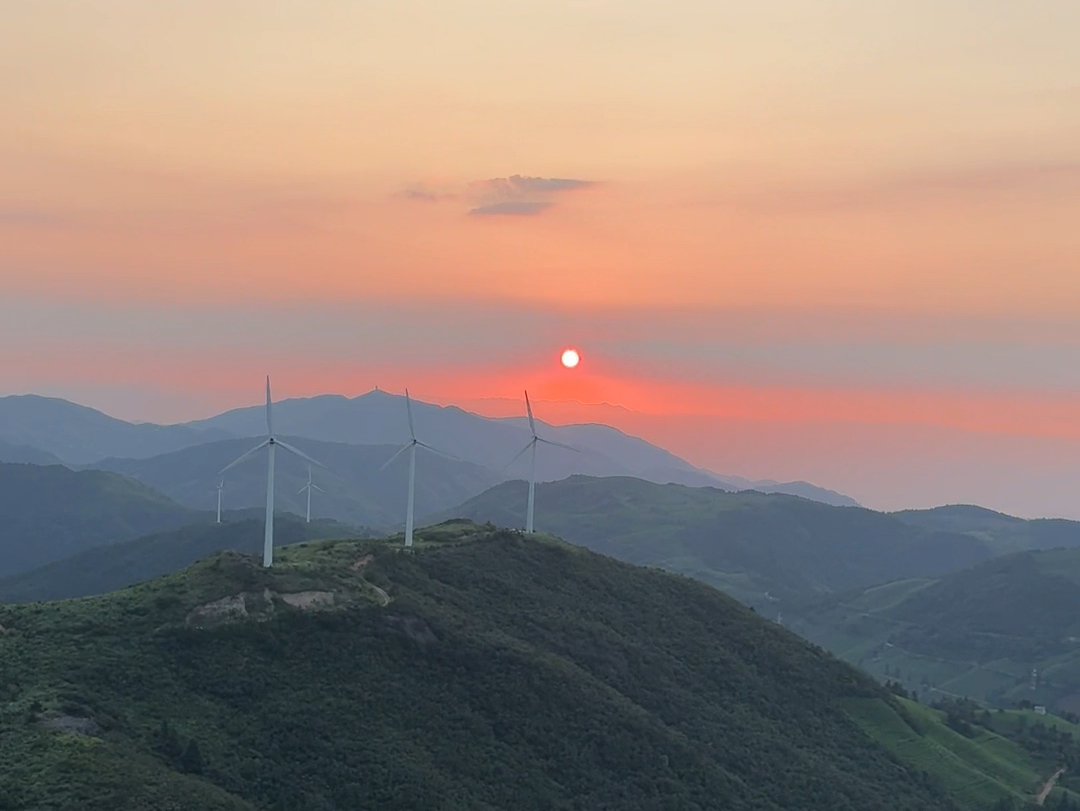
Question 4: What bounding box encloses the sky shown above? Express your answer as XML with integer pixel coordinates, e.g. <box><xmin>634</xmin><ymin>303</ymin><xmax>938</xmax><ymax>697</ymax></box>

<box><xmin>2</xmin><ymin>1</ymin><xmax>1080</xmax><ymax>517</ymax></box>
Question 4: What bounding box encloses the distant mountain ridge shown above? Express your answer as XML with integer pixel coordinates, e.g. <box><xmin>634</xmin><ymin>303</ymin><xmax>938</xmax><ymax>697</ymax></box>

<box><xmin>91</xmin><ymin>436</ymin><xmax>502</xmax><ymax>530</ymax></box>
<box><xmin>436</xmin><ymin>475</ymin><xmax>989</xmax><ymax>603</ymax></box>
<box><xmin>0</xmin><ymin>390</ymin><xmax>860</xmax><ymax>506</ymax></box>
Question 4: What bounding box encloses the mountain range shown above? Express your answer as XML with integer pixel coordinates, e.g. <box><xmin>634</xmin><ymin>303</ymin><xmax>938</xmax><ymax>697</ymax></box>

<box><xmin>0</xmin><ymin>391</ymin><xmax>859</xmax><ymax>507</ymax></box>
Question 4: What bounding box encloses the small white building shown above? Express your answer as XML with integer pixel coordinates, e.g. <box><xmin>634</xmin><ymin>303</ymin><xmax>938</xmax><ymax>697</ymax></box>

<box><xmin>1034</xmin><ymin>705</ymin><xmax>1047</xmax><ymax>716</ymax></box>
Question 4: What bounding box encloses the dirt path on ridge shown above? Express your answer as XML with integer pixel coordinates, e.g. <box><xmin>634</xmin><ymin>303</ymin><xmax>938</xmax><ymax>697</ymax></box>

<box><xmin>1035</xmin><ymin>767</ymin><xmax>1065</xmax><ymax>806</ymax></box>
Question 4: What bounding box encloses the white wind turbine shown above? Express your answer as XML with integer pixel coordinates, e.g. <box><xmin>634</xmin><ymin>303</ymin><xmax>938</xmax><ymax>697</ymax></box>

<box><xmin>506</xmin><ymin>390</ymin><xmax>577</xmax><ymax>534</ymax></box>
<box><xmin>215</xmin><ymin>479</ymin><xmax>224</xmax><ymax>524</ymax></box>
<box><xmin>219</xmin><ymin>377</ymin><xmax>324</xmax><ymax>567</ymax></box>
<box><xmin>381</xmin><ymin>389</ymin><xmax>457</xmax><ymax>547</ymax></box>
<box><xmin>297</xmin><ymin>465</ymin><xmax>323</xmax><ymax>523</ymax></box>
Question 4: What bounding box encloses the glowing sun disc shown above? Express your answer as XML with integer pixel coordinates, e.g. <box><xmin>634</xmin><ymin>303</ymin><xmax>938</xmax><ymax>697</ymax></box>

<box><xmin>561</xmin><ymin>349</ymin><xmax>580</xmax><ymax>368</ymax></box>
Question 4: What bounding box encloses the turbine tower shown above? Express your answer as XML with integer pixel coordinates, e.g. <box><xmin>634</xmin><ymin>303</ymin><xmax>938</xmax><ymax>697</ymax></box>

<box><xmin>219</xmin><ymin>377</ymin><xmax>323</xmax><ymax>567</ymax></box>
<box><xmin>215</xmin><ymin>479</ymin><xmax>224</xmax><ymax>524</ymax></box>
<box><xmin>381</xmin><ymin>389</ymin><xmax>456</xmax><ymax>547</ymax></box>
<box><xmin>506</xmin><ymin>390</ymin><xmax>577</xmax><ymax>533</ymax></box>
<box><xmin>297</xmin><ymin>465</ymin><xmax>323</xmax><ymax>523</ymax></box>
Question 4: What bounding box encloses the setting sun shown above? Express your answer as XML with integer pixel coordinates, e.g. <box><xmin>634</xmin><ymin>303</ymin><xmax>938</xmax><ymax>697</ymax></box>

<box><xmin>561</xmin><ymin>349</ymin><xmax>580</xmax><ymax>369</ymax></box>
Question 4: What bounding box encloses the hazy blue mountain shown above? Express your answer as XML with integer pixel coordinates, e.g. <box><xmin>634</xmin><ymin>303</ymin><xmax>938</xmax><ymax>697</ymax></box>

<box><xmin>435</xmin><ymin>475</ymin><xmax>988</xmax><ymax>603</ymax></box>
<box><xmin>0</xmin><ymin>462</ymin><xmax>196</xmax><ymax>577</ymax></box>
<box><xmin>0</xmin><ymin>394</ymin><xmax>233</xmax><ymax>464</ymax></box>
<box><xmin>0</xmin><ymin>437</ymin><xmax>62</xmax><ymax>465</ymax></box>
<box><xmin>892</xmin><ymin>503</ymin><xmax>1080</xmax><ymax>554</ymax></box>
<box><xmin>0</xmin><ymin>515</ymin><xmax>356</xmax><ymax>603</ymax></box>
<box><xmin>91</xmin><ymin>436</ymin><xmax>503</xmax><ymax>530</ymax></box>
<box><xmin>184</xmin><ymin>389</ymin><xmax>860</xmax><ymax>504</ymax></box>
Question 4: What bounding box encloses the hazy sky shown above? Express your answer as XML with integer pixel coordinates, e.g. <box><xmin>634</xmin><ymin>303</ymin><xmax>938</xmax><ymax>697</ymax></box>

<box><xmin>3</xmin><ymin>1</ymin><xmax>1080</xmax><ymax>516</ymax></box>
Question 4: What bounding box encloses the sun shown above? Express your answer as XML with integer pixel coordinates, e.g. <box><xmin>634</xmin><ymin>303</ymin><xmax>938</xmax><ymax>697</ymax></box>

<box><xmin>560</xmin><ymin>348</ymin><xmax>580</xmax><ymax>369</ymax></box>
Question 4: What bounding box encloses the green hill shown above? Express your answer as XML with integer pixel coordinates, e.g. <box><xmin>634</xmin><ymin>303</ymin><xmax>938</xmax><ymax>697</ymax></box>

<box><xmin>893</xmin><ymin>505</ymin><xmax>1080</xmax><ymax>556</ymax></box>
<box><xmin>0</xmin><ymin>522</ymin><xmax>974</xmax><ymax>811</ymax></box>
<box><xmin>0</xmin><ymin>463</ymin><xmax>195</xmax><ymax>578</ymax></box>
<box><xmin>438</xmin><ymin>476</ymin><xmax>991</xmax><ymax>603</ymax></box>
<box><xmin>796</xmin><ymin>546</ymin><xmax>1080</xmax><ymax>714</ymax></box>
<box><xmin>92</xmin><ymin>436</ymin><xmax>502</xmax><ymax>530</ymax></box>
<box><xmin>0</xmin><ymin>516</ymin><xmax>356</xmax><ymax>604</ymax></box>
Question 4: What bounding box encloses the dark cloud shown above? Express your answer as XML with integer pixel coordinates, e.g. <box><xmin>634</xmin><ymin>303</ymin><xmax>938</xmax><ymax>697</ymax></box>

<box><xmin>468</xmin><ymin>201</ymin><xmax>553</xmax><ymax>217</ymax></box>
<box><xmin>475</xmin><ymin>175</ymin><xmax>595</xmax><ymax>196</ymax></box>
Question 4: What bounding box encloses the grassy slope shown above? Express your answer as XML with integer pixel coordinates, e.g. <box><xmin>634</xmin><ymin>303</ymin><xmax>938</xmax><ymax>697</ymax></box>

<box><xmin>439</xmin><ymin>476</ymin><xmax>991</xmax><ymax>603</ymax></box>
<box><xmin>843</xmin><ymin>697</ymin><xmax>1055</xmax><ymax>809</ymax></box>
<box><xmin>0</xmin><ymin>523</ymin><xmax>959</xmax><ymax>811</ymax></box>
<box><xmin>0</xmin><ymin>463</ymin><xmax>195</xmax><ymax>578</ymax></box>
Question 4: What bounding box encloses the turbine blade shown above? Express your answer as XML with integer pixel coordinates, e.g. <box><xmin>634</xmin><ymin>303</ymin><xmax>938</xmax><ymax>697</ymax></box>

<box><xmin>297</xmin><ymin>483</ymin><xmax>309</xmax><ymax>495</ymax></box>
<box><xmin>265</xmin><ymin>376</ymin><xmax>273</xmax><ymax>436</ymax></box>
<box><xmin>524</xmin><ymin>389</ymin><xmax>536</xmax><ymax>437</ymax></box>
<box><xmin>219</xmin><ymin>439</ymin><xmax>270</xmax><ymax>474</ymax></box>
<box><xmin>537</xmin><ymin>437</ymin><xmax>579</xmax><ymax>453</ymax></box>
<box><xmin>312</xmin><ymin>484</ymin><xmax>325</xmax><ymax>493</ymax></box>
<box><xmin>503</xmin><ymin>438</ymin><xmax>536</xmax><ymax>470</ymax></box>
<box><xmin>275</xmin><ymin>440</ymin><xmax>326</xmax><ymax>469</ymax></box>
<box><xmin>378</xmin><ymin>442</ymin><xmax>413</xmax><ymax>472</ymax></box>
<box><xmin>416</xmin><ymin>440</ymin><xmax>462</xmax><ymax>462</ymax></box>
<box><xmin>405</xmin><ymin>388</ymin><xmax>416</xmax><ymax>441</ymax></box>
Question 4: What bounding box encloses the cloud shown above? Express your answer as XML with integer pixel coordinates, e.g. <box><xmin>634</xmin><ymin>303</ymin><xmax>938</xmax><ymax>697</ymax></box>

<box><xmin>404</xmin><ymin>174</ymin><xmax>596</xmax><ymax>216</ymax></box>
<box><xmin>468</xmin><ymin>200</ymin><xmax>554</xmax><ymax>217</ymax></box>
<box><xmin>471</xmin><ymin>175</ymin><xmax>595</xmax><ymax>197</ymax></box>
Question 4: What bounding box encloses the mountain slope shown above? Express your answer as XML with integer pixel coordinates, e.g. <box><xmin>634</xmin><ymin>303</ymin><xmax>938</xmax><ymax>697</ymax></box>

<box><xmin>796</xmin><ymin>546</ymin><xmax>1080</xmax><ymax>713</ymax></box>
<box><xmin>0</xmin><ymin>438</ymin><xmax>62</xmax><ymax>466</ymax></box>
<box><xmin>0</xmin><ymin>394</ymin><xmax>234</xmax><ymax>464</ymax></box>
<box><xmin>0</xmin><ymin>463</ymin><xmax>196</xmax><ymax>578</ymax></box>
<box><xmin>0</xmin><ymin>524</ymin><xmax>959</xmax><ymax>810</ymax></box>
<box><xmin>438</xmin><ymin>476</ymin><xmax>991</xmax><ymax>603</ymax></box>
<box><xmin>894</xmin><ymin>504</ymin><xmax>1080</xmax><ymax>555</ymax></box>
<box><xmin>0</xmin><ymin>516</ymin><xmax>355</xmax><ymax>604</ymax></box>
<box><xmin>91</xmin><ymin>437</ymin><xmax>502</xmax><ymax>529</ymax></box>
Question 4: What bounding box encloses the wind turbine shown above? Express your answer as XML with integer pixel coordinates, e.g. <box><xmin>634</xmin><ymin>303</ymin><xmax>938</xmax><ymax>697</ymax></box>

<box><xmin>381</xmin><ymin>389</ymin><xmax>456</xmax><ymax>547</ymax></box>
<box><xmin>296</xmin><ymin>465</ymin><xmax>323</xmax><ymax>523</ymax></box>
<box><xmin>219</xmin><ymin>377</ymin><xmax>323</xmax><ymax>567</ymax></box>
<box><xmin>215</xmin><ymin>479</ymin><xmax>224</xmax><ymax>524</ymax></box>
<box><xmin>506</xmin><ymin>390</ymin><xmax>577</xmax><ymax>534</ymax></box>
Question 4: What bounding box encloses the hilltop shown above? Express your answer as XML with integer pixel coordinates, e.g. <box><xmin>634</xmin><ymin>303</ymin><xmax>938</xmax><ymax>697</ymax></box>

<box><xmin>0</xmin><ymin>516</ymin><xmax>356</xmax><ymax>604</ymax></box>
<box><xmin>438</xmin><ymin>476</ymin><xmax>990</xmax><ymax>603</ymax></box>
<box><xmin>0</xmin><ymin>462</ymin><xmax>195</xmax><ymax>578</ymax></box>
<box><xmin>0</xmin><ymin>521</ymin><xmax>972</xmax><ymax>811</ymax></box>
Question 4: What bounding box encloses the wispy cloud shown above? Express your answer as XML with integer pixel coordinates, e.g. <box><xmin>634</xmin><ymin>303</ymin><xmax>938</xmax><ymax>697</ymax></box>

<box><xmin>404</xmin><ymin>174</ymin><xmax>596</xmax><ymax>216</ymax></box>
<box><xmin>468</xmin><ymin>200</ymin><xmax>553</xmax><ymax>217</ymax></box>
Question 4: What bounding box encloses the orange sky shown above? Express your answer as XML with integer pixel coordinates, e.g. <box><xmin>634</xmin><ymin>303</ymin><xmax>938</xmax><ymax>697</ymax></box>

<box><xmin>2</xmin><ymin>1</ymin><xmax>1080</xmax><ymax>515</ymax></box>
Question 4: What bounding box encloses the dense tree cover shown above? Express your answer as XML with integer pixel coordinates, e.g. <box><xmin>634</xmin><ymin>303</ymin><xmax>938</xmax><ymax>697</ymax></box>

<box><xmin>440</xmin><ymin>475</ymin><xmax>991</xmax><ymax>603</ymax></box>
<box><xmin>0</xmin><ymin>462</ymin><xmax>194</xmax><ymax>577</ymax></box>
<box><xmin>0</xmin><ymin>524</ymin><xmax>963</xmax><ymax>810</ymax></box>
<box><xmin>0</xmin><ymin>516</ymin><xmax>355</xmax><ymax>603</ymax></box>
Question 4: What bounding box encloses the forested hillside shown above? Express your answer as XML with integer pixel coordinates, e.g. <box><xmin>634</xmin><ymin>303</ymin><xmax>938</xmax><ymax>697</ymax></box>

<box><xmin>0</xmin><ymin>463</ymin><xmax>195</xmax><ymax>577</ymax></box>
<box><xmin>0</xmin><ymin>523</ymin><xmax>965</xmax><ymax>810</ymax></box>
